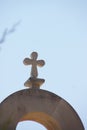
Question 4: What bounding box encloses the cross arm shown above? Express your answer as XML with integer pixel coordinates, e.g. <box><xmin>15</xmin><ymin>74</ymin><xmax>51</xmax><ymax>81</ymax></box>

<box><xmin>23</xmin><ymin>58</ymin><xmax>32</xmax><ymax>65</ymax></box>
<box><xmin>37</xmin><ymin>60</ymin><xmax>45</xmax><ymax>67</ymax></box>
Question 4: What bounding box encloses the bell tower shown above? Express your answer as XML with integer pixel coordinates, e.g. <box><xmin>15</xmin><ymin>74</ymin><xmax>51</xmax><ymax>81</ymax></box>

<box><xmin>0</xmin><ymin>51</ymin><xmax>84</xmax><ymax>130</ymax></box>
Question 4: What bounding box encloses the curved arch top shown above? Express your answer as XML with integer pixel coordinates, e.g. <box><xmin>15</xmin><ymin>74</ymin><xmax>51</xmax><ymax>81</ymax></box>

<box><xmin>0</xmin><ymin>89</ymin><xmax>84</xmax><ymax>130</ymax></box>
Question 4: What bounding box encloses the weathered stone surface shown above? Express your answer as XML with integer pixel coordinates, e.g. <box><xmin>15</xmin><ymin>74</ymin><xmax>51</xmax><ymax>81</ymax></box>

<box><xmin>0</xmin><ymin>89</ymin><xmax>84</xmax><ymax>130</ymax></box>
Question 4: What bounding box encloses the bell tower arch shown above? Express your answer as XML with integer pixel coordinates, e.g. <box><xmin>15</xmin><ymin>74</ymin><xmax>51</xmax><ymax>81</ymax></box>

<box><xmin>0</xmin><ymin>52</ymin><xmax>84</xmax><ymax>130</ymax></box>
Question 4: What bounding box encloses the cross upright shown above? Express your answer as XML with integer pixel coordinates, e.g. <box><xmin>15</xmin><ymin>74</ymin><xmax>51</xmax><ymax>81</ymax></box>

<box><xmin>23</xmin><ymin>52</ymin><xmax>45</xmax><ymax>78</ymax></box>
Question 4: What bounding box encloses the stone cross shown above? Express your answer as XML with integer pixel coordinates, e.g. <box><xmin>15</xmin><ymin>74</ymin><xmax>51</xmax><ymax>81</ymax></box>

<box><xmin>23</xmin><ymin>52</ymin><xmax>45</xmax><ymax>78</ymax></box>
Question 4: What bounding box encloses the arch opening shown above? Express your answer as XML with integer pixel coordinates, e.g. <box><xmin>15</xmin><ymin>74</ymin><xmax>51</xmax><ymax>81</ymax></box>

<box><xmin>16</xmin><ymin>120</ymin><xmax>46</xmax><ymax>130</ymax></box>
<box><xmin>17</xmin><ymin>112</ymin><xmax>61</xmax><ymax>130</ymax></box>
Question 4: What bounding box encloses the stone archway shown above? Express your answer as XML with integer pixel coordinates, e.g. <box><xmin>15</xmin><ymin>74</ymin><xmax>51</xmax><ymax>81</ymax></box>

<box><xmin>0</xmin><ymin>89</ymin><xmax>84</xmax><ymax>130</ymax></box>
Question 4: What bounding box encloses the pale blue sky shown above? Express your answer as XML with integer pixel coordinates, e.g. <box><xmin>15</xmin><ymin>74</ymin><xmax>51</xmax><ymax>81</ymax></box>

<box><xmin>0</xmin><ymin>0</ymin><xmax>87</xmax><ymax>129</ymax></box>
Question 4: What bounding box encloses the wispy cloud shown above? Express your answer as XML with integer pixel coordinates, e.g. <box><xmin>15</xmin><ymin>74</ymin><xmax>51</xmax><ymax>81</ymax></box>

<box><xmin>0</xmin><ymin>20</ymin><xmax>21</xmax><ymax>44</ymax></box>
